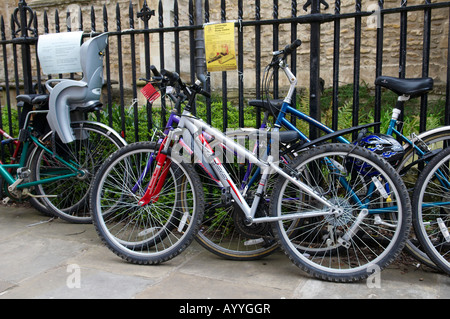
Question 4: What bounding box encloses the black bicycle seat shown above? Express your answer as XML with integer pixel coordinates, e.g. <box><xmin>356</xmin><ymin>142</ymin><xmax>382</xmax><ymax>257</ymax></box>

<box><xmin>276</xmin><ymin>130</ymin><xmax>301</xmax><ymax>143</ymax></box>
<box><xmin>17</xmin><ymin>94</ymin><xmax>49</xmax><ymax>105</ymax></box>
<box><xmin>248</xmin><ymin>130</ymin><xmax>300</xmax><ymax>144</ymax></box>
<box><xmin>375</xmin><ymin>76</ymin><xmax>433</xmax><ymax>98</ymax></box>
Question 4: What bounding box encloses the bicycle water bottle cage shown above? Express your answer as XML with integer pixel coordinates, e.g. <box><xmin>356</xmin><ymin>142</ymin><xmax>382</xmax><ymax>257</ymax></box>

<box><xmin>46</xmin><ymin>33</ymin><xmax>108</xmax><ymax>144</ymax></box>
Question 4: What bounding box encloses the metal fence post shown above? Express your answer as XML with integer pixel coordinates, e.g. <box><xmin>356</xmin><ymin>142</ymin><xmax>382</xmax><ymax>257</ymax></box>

<box><xmin>13</xmin><ymin>0</ymin><xmax>34</xmax><ymax>94</ymax></box>
<box><xmin>308</xmin><ymin>0</ymin><xmax>323</xmax><ymax>140</ymax></box>
<box><xmin>137</xmin><ymin>0</ymin><xmax>155</xmax><ymax>136</ymax></box>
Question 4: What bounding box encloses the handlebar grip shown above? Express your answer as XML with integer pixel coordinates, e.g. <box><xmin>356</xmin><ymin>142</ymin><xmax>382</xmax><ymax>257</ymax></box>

<box><xmin>284</xmin><ymin>39</ymin><xmax>302</xmax><ymax>55</ymax></box>
<box><xmin>149</xmin><ymin>65</ymin><xmax>161</xmax><ymax>77</ymax></box>
<box><xmin>161</xmin><ymin>69</ymin><xmax>180</xmax><ymax>83</ymax></box>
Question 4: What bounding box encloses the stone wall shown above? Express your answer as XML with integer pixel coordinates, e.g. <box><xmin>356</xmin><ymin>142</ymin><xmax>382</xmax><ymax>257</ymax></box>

<box><xmin>1</xmin><ymin>0</ymin><xmax>449</xmax><ymax>101</ymax></box>
<box><xmin>180</xmin><ymin>0</ymin><xmax>450</xmax><ymax>94</ymax></box>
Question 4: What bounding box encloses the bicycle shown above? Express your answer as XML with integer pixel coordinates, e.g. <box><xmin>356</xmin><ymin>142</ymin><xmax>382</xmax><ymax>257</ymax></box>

<box><xmin>194</xmin><ymin>40</ymin><xmax>442</xmax><ymax>265</ymax></box>
<box><xmin>90</xmin><ymin>63</ymin><xmax>412</xmax><ymax>282</ymax></box>
<box><xmin>211</xmin><ymin>39</ymin><xmax>449</xmax><ymax>269</ymax></box>
<box><xmin>1</xmin><ymin>32</ymin><xmax>127</xmax><ymax>223</ymax></box>
<box><xmin>412</xmin><ymin>145</ymin><xmax>450</xmax><ymax>274</ymax></box>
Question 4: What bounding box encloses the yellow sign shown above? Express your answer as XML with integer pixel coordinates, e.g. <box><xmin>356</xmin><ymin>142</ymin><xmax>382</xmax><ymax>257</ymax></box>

<box><xmin>204</xmin><ymin>22</ymin><xmax>237</xmax><ymax>72</ymax></box>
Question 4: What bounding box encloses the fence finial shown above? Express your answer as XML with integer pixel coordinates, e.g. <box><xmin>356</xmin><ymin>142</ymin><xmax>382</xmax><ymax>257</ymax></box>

<box><xmin>13</xmin><ymin>0</ymin><xmax>35</xmax><ymax>37</ymax></box>
<box><xmin>138</xmin><ymin>0</ymin><xmax>155</xmax><ymax>23</ymax></box>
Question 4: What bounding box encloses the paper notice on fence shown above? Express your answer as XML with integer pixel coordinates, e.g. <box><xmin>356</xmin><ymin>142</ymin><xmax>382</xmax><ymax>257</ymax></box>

<box><xmin>204</xmin><ymin>22</ymin><xmax>237</xmax><ymax>72</ymax></box>
<box><xmin>37</xmin><ymin>31</ymin><xmax>83</xmax><ymax>75</ymax></box>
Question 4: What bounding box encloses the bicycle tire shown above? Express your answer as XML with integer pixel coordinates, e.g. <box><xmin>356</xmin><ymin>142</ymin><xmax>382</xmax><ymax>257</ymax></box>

<box><xmin>412</xmin><ymin>146</ymin><xmax>450</xmax><ymax>275</ymax></box>
<box><xmin>26</xmin><ymin>142</ymin><xmax>55</xmax><ymax>217</ymax></box>
<box><xmin>270</xmin><ymin>143</ymin><xmax>412</xmax><ymax>282</ymax></box>
<box><xmin>29</xmin><ymin>121</ymin><xmax>126</xmax><ymax>223</ymax></box>
<box><xmin>195</xmin><ymin>129</ymin><xmax>296</xmax><ymax>260</ymax></box>
<box><xmin>399</xmin><ymin>127</ymin><xmax>450</xmax><ymax>269</ymax></box>
<box><xmin>90</xmin><ymin>142</ymin><xmax>204</xmax><ymax>265</ymax></box>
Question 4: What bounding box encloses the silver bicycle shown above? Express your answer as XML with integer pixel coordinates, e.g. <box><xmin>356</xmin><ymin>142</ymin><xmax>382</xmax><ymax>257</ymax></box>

<box><xmin>90</xmin><ymin>68</ymin><xmax>412</xmax><ymax>282</ymax></box>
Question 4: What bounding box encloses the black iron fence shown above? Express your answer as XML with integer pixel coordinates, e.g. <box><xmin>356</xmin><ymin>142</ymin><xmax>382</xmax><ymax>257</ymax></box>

<box><xmin>1</xmin><ymin>0</ymin><xmax>450</xmax><ymax>143</ymax></box>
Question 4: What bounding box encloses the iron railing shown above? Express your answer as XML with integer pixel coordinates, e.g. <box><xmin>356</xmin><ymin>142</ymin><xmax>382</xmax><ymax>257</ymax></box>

<box><xmin>1</xmin><ymin>0</ymin><xmax>450</xmax><ymax>143</ymax></box>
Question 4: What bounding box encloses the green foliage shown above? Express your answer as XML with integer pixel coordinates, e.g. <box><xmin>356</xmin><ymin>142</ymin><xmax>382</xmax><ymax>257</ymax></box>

<box><xmin>1</xmin><ymin>107</ymin><xmax>19</xmax><ymax>136</ymax></box>
<box><xmin>319</xmin><ymin>82</ymin><xmax>447</xmax><ymax>136</ymax></box>
<box><xmin>195</xmin><ymin>93</ymin><xmax>258</xmax><ymax>130</ymax></box>
<box><xmin>90</xmin><ymin>83</ymin><xmax>447</xmax><ymax>144</ymax></box>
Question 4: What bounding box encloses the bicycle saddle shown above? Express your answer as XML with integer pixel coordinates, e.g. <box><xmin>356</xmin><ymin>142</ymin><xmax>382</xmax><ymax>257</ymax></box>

<box><xmin>46</xmin><ymin>33</ymin><xmax>108</xmax><ymax>144</ymax></box>
<box><xmin>375</xmin><ymin>76</ymin><xmax>433</xmax><ymax>98</ymax></box>
<box><xmin>16</xmin><ymin>93</ymin><xmax>50</xmax><ymax>133</ymax></box>
<box><xmin>247</xmin><ymin>129</ymin><xmax>300</xmax><ymax>144</ymax></box>
<box><xmin>16</xmin><ymin>94</ymin><xmax>49</xmax><ymax>106</ymax></box>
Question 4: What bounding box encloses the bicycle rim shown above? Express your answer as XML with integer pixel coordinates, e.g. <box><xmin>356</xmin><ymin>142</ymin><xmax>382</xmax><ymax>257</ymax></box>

<box><xmin>31</xmin><ymin>122</ymin><xmax>125</xmax><ymax>223</ymax></box>
<box><xmin>413</xmin><ymin>147</ymin><xmax>450</xmax><ymax>275</ymax></box>
<box><xmin>90</xmin><ymin>142</ymin><xmax>204</xmax><ymax>264</ymax></box>
<box><xmin>271</xmin><ymin>144</ymin><xmax>411</xmax><ymax>282</ymax></box>
<box><xmin>399</xmin><ymin>129</ymin><xmax>450</xmax><ymax>268</ymax></box>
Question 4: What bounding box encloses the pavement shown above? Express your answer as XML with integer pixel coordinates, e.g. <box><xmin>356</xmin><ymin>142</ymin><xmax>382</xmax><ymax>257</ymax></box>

<box><xmin>0</xmin><ymin>204</ymin><xmax>449</xmax><ymax>300</ymax></box>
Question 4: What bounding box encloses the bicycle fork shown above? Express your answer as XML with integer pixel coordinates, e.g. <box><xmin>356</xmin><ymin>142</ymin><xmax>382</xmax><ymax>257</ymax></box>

<box><xmin>138</xmin><ymin>136</ymin><xmax>172</xmax><ymax>206</ymax></box>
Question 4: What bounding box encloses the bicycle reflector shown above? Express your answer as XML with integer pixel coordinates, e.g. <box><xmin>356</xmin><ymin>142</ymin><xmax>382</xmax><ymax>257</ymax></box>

<box><xmin>141</xmin><ymin>83</ymin><xmax>161</xmax><ymax>104</ymax></box>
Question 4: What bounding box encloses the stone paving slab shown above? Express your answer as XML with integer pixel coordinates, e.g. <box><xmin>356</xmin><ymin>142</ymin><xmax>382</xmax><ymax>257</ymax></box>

<box><xmin>0</xmin><ymin>205</ymin><xmax>449</xmax><ymax>300</ymax></box>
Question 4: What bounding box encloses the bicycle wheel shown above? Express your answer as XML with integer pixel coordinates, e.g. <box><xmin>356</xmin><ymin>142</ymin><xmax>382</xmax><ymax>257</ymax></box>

<box><xmin>29</xmin><ymin>121</ymin><xmax>126</xmax><ymax>223</ymax></box>
<box><xmin>90</xmin><ymin>142</ymin><xmax>204</xmax><ymax>265</ymax></box>
<box><xmin>412</xmin><ymin>146</ymin><xmax>450</xmax><ymax>275</ymax></box>
<box><xmin>270</xmin><ymin>143</ymin><xmax>411</xmax><ymax>282</ymax></box>
<box><xmin>195</xmin><ymin>129</ymin><xmax>295</xmax><ymax>260</ymax></box>
<box><xmin>399</xmin><ymin>127</ymin><xmax>450</xmax><ymax>269</ymax></box>
<box><xmin>195</xmin><ymin>162</ymin><xmax>278</xmax><ymax>260</ymax></box>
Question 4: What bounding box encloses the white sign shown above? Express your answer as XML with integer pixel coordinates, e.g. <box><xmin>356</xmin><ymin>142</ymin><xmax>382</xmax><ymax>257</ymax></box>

<box><xmin>37</xmin><ymin>31</ymin><xmax>83</xmax><ymax>75</ymax></box>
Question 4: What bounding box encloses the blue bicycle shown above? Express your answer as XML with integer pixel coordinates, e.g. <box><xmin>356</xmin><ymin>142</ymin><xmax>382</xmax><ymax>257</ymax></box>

<box><xmin>198</xmin><ymin>40</ymin><xmax>450</xmax><ymax>269</ymax></box>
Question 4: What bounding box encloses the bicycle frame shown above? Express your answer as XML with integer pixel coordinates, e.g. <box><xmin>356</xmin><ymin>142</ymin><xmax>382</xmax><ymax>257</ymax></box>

<box><xmin>272</xmin><ymin>58</ymin><xmax>440</xmax><ymax>163</ymax></box>
<box><xmin>164</xmin><ymin>110</ymin><xmax>337</xmax><ymax>224</ymax></box>
<box><xmin>138</xmin><ymin>64</ymin><xmax>400</xmax><ymax>222</ymax></box>
<box><xmin>0</xmin><ymin>110</ymin><xmax>85</xmax><ymax>193</ymax></box>
<box><xmin>269</xmin><ymin>56</ymin><xmax>450</xmax><ymax>219</ymax></box>
<box><xmin>0</xmin><ymin>128</ymin><xmax>21</xmax><ymax>166</ymax></box>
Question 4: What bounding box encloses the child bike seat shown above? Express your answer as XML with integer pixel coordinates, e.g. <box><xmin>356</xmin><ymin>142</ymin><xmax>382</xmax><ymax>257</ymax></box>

<box><xmin>375</xmin><ymin>76</ymin><xmax>433</xmax><ymax>98</ymax></box>
<box><xmin>46</xmin><ymin>33</ymin><xmax>108</xmax><ymax>144</ymax></box>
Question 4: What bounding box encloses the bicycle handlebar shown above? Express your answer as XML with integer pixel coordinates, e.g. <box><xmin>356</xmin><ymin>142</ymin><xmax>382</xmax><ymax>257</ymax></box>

<box><xmin>150</xmin><ymin>65</ymin><xmax>161</xmax><ymax>77</ymax></box>
<box><xmin>283</xmin><ymin>39</ymin><xmax>302</xmax><ymax>56</ymax></box>
<box><xmin>270</xmin><ymin>39</ymin><xmax>302</xmax><ymax>66</ymax></box>
<box><xmin>143</xmin><ymin>66</ymin><xmax>211</xmax><ymax>101</ymax></box>
<box><xmin>194</xmin><ymin>80</ymin><xmax>211</xmax><ymax>99</ymax></box>
<box><xmin>161</xmin><ymin>69</ymin><xmax>180</xmax><ymax>83</ymax></box>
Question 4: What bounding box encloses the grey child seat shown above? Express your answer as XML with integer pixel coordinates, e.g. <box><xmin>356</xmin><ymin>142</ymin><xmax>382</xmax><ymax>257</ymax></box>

<box><xmin>46</xmin><ymin>33</ymin><xmax>108</xmax><ymax>144</ymax></box>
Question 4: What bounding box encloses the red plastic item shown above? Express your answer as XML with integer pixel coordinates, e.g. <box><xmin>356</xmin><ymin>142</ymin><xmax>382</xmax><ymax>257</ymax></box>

<box><xmin>141</xmin><ymin>83</ymin><xmax>161</xmax><ymax>103</ymax></box>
